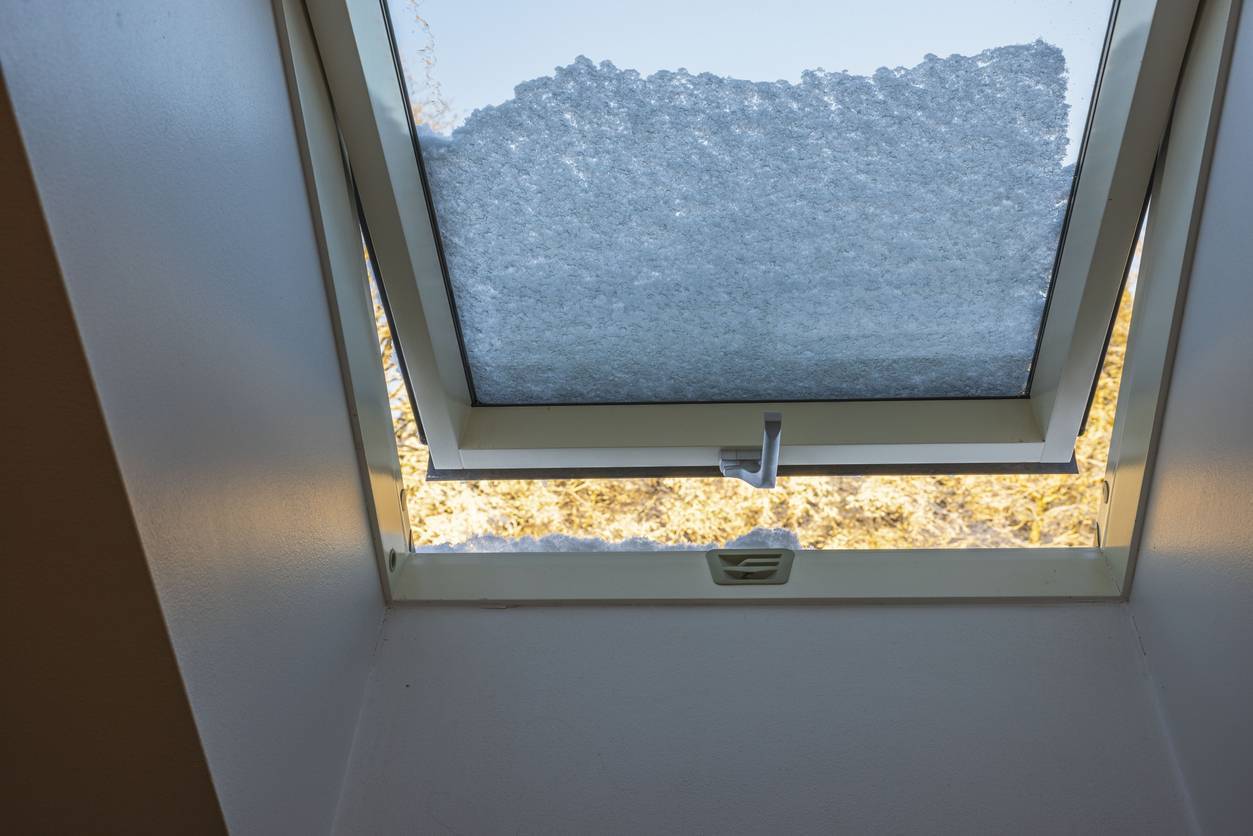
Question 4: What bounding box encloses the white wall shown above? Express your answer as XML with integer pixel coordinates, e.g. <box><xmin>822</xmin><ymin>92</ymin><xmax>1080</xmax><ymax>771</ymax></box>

<box><xmin>0</xmin><ymin>1</ymin><xmax>384</xmax><ymax>832</ymax></box>
<box><xmin>1128</xmin><ymin>5</ymin><xmax>1253</xmax><ymax>833</ymax></box>
<box><xmin>336</xmin><ymin>605</ymin><xmax>1187</xmax><ymax>834</ymax></box>
<box><xmin>6</xmin><ymin>0</ymin><xmax>1251</xmax><ymax>832</ymax></box>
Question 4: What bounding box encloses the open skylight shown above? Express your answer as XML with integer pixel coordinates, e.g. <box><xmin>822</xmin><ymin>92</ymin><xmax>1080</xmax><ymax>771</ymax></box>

<box><xmin>284</xmin><ymin>0</ymin><xmax>1223</xmax><ymax>598</ymax></box>
<box><xmin>388</xmin><ymin>0</ymin><xmax>1114</xmax><ymax>405</ymax></box>
<box><xmin>314</xmin><ymin>0</ymin><xmax>1179</xmax><ymax>475</ymax></box>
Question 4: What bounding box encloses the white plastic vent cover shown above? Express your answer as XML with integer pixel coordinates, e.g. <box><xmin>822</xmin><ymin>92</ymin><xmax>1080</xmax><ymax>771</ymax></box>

<box><xmin>706</xmin><ymin>549</ymin><xmax>796</xmax><ymax>585</ymax></box>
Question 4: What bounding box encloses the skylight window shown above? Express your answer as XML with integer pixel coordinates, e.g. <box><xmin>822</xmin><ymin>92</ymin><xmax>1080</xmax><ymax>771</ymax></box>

<box><xmin>389</xmin><ymin>0</ymin><xmax>1114</xmax><ymax>405</ymax></box>
<box><xmin>282</xmin><ymin>0</ymin><xmax>1230</xmax><ymax>599</ymax></box>
<box><xmin>304</xmin><ymin>0</ymin><xmax>1195</xmax><ymax>477</ymax></box>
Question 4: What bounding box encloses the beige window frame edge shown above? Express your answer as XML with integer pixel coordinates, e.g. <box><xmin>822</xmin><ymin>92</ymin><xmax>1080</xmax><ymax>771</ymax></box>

<box><xmin>274</xmin><ymin>0</ymin><xmax>411</xmax><ymax>602</ymax></box>
<box><xmin>299</xmin><ymin>0</ymin><xmax>1194</xmax><ymax>474</ymax></box>
<box><xmin>273</xmin><ymin>0</ymin><xmax>1241</xmax><ymax>604</ymax></box>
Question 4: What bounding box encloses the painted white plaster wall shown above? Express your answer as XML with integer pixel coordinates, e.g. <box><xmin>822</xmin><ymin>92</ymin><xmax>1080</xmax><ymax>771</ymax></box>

<box><xmin>5</xmin><ymin>0</ymin><xmax>1250</xmax><ymax>832</ymax></box>
<box><xmin>1128</xmin><ymin>5</ymin><xmax>1253</xmax><ymax>833</ymax></box>
<box><xmin>0</xmin><ymin>1</ymin><xmax>384</xmax><ymax>832</ymax></box>
<box><xmin>336</xmin><ymin>605</ymin><xmax>1187</xmax><ymax>834</ymax></box>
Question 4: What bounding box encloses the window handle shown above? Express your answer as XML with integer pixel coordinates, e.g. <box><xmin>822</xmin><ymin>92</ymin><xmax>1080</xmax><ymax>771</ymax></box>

<box><xmin>719</xmin><ymin>412</ymin><xmax>782</xmax><ymax>489</ymax></box>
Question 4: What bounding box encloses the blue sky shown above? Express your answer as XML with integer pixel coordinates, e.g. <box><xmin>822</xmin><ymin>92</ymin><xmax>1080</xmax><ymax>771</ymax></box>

<box><xmin>390</xmin><ymin>0</ymin><xmax>1113</xmax><ymax>160</ymax></box>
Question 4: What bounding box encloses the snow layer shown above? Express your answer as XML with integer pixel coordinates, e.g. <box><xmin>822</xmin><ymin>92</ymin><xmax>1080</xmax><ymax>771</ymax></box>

<box><xmin>417</xmin><ymin>527</ymin><xmax>802</xmax><ymax>554</ymax></box>
<box><xmin>420</xmin><ymin>42</ymin><xmax>1073</xmax><ymax>403</ymax></box>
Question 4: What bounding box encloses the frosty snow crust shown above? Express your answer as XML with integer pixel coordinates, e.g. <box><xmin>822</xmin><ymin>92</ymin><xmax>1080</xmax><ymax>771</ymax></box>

<box><xmin>418</xmin><ymin>527</ymin><xmax>802</xmax><ymax>554</ymax></box>
<box><xmin>420</xmin><ymin>42</ymin><xmax>1073</xmax><ymax>404</ymax></box>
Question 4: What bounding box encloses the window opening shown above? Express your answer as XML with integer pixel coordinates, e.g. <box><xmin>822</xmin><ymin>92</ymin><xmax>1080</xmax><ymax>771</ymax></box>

<box><xmin>366</xmin><ymin>222</ymin><xmax>1141</xmax><ymax>551</ymax></box>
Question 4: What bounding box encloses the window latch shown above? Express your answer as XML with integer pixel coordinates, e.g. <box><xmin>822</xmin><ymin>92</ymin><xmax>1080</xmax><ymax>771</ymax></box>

<box><xmin>719</xmin><ymin>412</ymin><xmax>782</xmax><ymax>489</ymax></box>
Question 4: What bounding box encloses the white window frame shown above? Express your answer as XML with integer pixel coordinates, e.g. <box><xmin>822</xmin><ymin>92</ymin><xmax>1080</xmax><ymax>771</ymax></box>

<box><xmin>297</xmin><ymin>0</ymin><xmax>1199</xmax><ymax>475</ymax></box>
<box><xmin>274</xmin><ymin>0</ymin><xmax>1240</xmax><ymax>602</ymax></box>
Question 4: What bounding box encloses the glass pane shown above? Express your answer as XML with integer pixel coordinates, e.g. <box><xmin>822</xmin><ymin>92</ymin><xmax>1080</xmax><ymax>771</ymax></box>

<box><xmin>387</xmin><ymin>0</ymin><xmax>1115</xmax><ymax>404</ymax></box>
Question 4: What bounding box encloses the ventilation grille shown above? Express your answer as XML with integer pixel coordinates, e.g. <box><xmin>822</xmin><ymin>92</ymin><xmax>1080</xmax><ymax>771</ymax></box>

<box><xmin>706</xmin><ymin>549</ymin><xmax>795</xmax><ymax>585</ymax></box>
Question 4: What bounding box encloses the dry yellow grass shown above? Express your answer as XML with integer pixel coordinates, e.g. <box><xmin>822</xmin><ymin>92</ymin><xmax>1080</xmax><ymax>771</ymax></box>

<box><xmin>376</xmin><ymin>279</ymin><xmax>1132</xmax><ymax>550</ymax></box>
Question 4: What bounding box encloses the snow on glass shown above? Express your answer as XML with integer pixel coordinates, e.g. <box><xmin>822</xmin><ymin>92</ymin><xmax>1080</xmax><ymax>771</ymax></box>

<box><xmin>416</xmin><ymin>43</ymin><xmax>1075</xmax><ymax>404</ymax></box>
<box><xmin>420</xmin><ymin>527</ymin><xmax>802</xmax><ymax>554</ymax></box>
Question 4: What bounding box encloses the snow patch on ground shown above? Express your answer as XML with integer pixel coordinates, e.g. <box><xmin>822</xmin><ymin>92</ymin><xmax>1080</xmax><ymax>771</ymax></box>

<box><xmin>421</xmin><ymin>42</ymin><xmax>1073</xmax><ymax>404</ymax></box>
<box><xmin>416</xmin><ymin>527</ymin><xmax>802</xmax><ymax>553</ymax></box>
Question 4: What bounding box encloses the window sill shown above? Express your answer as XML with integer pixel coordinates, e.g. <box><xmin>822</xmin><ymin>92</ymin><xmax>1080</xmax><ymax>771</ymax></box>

<box><xmin>390</xmin><ymin>548</ymin><xmax>1121</xmax><ymax>604</ymax></box>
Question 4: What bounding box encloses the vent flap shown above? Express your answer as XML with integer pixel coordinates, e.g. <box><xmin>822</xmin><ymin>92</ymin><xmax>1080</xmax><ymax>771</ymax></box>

<box><xmin>705</xmin><ymin>549</ymin><xmax>795</xmax><ymax>585</ymax></box>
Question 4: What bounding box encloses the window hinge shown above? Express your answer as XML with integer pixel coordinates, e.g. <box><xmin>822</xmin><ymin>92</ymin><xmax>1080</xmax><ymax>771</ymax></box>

<box><xmin>719</xmin><ymin>412</ymin><xmax>782</xmax><ymax>489</ymax></box>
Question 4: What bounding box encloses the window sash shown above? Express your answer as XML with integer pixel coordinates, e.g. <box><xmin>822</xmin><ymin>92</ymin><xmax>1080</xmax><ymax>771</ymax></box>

<box><xmin>304</xmin><ymin>0</ymin><xmax>1197</xmax><ymax>475</ymax></box>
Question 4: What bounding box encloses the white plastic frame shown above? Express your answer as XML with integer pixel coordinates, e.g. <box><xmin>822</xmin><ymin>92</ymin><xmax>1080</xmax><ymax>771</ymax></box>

<box><xmin>275</xmin><ymin>0</ymin><xmax>1240</xmax><ymax>602</ymax></box>
<box><xmin>301</xmin><ymin>0</ymin><xmax>1198</xmax><ymax>475</ymax></box>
